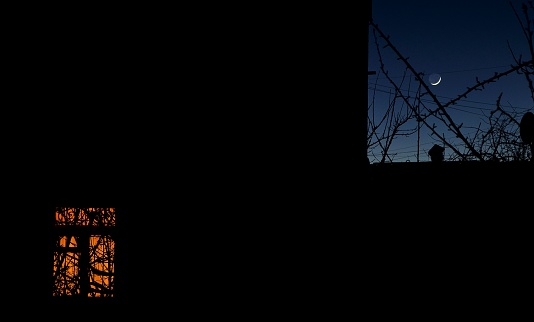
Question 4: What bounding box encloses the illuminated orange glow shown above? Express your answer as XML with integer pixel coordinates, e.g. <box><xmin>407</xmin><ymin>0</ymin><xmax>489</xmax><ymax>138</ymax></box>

<box><xmin>52</xmin><ymin>208</ymin><xmax>116</xmax><ymax>297</ymax></box>
<box><xmin>88</xmin><ymin>235</ymin><xmax>115</xmax><ymax>297</ymax></box>
<box><xmin>55</xmin><ymin>207</ymin><xmax>116</xmax><ymax>227</ymax></box>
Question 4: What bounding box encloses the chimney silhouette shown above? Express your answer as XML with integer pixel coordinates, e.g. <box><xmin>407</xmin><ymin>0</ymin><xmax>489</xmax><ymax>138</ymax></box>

<box><xmin>429</xmin><ymin>144</ymin><xmax>445</xmax><ymax>163</ymax></box>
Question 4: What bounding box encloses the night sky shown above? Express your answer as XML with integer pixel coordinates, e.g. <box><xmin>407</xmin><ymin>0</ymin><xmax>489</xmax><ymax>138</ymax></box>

<box><xmin>367</xmin><ymin>0</ymin><xmax>533</xmax><ymax>162</ymax></box>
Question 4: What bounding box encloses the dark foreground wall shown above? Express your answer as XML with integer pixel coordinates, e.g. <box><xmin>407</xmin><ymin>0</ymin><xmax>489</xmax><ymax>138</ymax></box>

<box><xmin>366</xmin><ymin>161</ymin><xmax>532</xmax><ymax>213</ymax></box>
<box><xmin>5</xmin><ymin>158</ymin><xmax>532</xmax><ymax>317</ymax></box>
<box><xmin>362</xmin><ymin>161</ymin><xmax>533</xmax><ymax>316</ymax></box>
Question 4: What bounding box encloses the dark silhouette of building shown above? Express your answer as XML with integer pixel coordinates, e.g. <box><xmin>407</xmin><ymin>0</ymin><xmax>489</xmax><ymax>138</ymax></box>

<box><xmin>6</xmin><ymin>1</ymin><xmax>530</xmax><ymax>318</ymax></box>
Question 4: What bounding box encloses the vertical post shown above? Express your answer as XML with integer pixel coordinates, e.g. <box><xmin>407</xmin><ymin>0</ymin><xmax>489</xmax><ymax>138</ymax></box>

<box><xmin>78</xmin><ymin>230</ymin><xmax>90</xmax><ymax>298</ymax></box>
<box><xmin>362</xmin><ymin>0</ymin><xmax>373</xmax><ymax>166</ymax></box>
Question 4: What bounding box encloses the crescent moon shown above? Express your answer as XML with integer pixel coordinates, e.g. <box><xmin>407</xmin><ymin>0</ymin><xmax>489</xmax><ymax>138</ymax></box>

<box><xmin>429</xmin><ymin>73</ymin><xmax>441</xmax><ymax>86</ymax></box>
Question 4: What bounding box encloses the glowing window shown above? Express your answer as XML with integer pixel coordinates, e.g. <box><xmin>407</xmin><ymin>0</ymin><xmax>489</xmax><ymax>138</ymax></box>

<box><xmin>52</xmin><ymin>207</ymin><xmax>116</xmax><ymax>298</ymax></box>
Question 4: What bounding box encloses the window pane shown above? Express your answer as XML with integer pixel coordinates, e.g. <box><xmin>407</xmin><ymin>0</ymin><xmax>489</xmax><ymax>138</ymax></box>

<box><xmin>52</xmin><ymin>208</ymin><xmax>116</xmax><ymax>298</ymax></box>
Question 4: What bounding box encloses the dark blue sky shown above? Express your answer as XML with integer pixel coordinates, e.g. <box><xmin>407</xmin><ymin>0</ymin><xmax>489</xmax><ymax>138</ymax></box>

<box><xmin>367</xmin><ymin>0</ymin><xmax>533</xmax><ymax>162</ymax></box>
